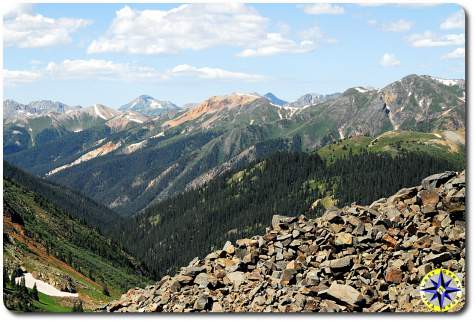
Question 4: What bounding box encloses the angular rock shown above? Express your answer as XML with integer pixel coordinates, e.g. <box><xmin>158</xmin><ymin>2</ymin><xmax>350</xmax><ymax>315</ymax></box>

<box><xmin>421</xmin><ymin>171</ymin><xmax>456</xmax><ymax>190</ymax></box>
<box><xmin>223</xmin><ymin>241</ymin><xmax>235</xmax><ymax>255</ymax></box>
<box><xmin>334</xmin><ymin>232</ymin><xmax>353</xmax><ymax>246</ymax></box>
<box><xmin>417</xmin><ymin>190</ymin><xmax>439</xmax><ymax>207</ymax></box>
<box><xmin>385</xmin><ymin>268</ymin><xmax>403</xmax><ymax>284</ymax></box>
<box><xmin>321</xmin><ymin>282</ymin><xmax>364</xmax><ymax>307</ymax></box>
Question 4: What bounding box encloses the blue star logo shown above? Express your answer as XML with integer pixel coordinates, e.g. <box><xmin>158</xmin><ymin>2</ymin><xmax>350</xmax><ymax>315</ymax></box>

<box><xmin>421</xmin><ymin>271</ymin><xmax>460</xmax><ymax>308</ymax></box>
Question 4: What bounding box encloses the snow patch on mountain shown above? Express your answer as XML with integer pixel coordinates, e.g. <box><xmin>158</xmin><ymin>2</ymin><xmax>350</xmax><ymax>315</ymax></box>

<box><xmin>120</xmin><ymin>95</ymin><xmax>180</xmax><ymax>116</ymax></box>
<box><xmin>16</xmin><ymin>273</ymin><xmax>78</xmax><ymax>298</ymax></box>
<box><xmin>430</xmin><ymin>76</ymin><xmax>463</xmax><ymax>87</ymax></box>
<box><xmin>94</xmin><ymin>104</ymin><xmax>108</xmax><ymax>120</ymax></box>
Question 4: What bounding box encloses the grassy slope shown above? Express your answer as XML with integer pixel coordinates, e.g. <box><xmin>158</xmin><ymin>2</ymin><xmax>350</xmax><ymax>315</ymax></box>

<box><xmin>3</xmin><ymin>161</ymin><xmax>120</xmax><ymax>234</ymax></box>
<box><xmin>33</xmin><ymin>293</ymin><xmax>72</xmax><ymax>313</ymax></box>
<box><xmin>317</xmin><ymin>130</ymin><xmax>465</xmax><ymax>166</ymax></box>
<box><xmin>3</xmin><ymin>178</ymin><xmax>150</xmax><ymax>311</ymax></box>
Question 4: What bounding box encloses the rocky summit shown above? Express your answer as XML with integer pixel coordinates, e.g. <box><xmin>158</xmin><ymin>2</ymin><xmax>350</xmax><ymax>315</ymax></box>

<box><xmin>103</xmin><ymin>171</ymin><xmax>465</xmax><ymax>313</ymax></box>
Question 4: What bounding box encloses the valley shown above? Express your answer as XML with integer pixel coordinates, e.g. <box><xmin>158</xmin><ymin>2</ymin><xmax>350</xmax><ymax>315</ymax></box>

<box><xmin>3</xmin><ymin>73</ymin><xmax>466</xmax><ymax>312</ymax></box>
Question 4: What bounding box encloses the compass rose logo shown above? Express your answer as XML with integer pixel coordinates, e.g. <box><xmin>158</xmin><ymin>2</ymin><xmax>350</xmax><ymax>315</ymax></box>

<box><xmin>420</xmin><ymin>268</ymin><xmax>463</xmax><ymax>312</ymax></box>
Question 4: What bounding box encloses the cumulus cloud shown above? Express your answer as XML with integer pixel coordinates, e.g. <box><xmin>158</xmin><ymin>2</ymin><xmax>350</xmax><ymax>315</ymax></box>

<box><xmin>440</xmin><ymin>10</ymin><xmax>465</xmax><ymax>30</ymax></box>
<box><xmin>359</xmin><ymin>3</ymin><xmax>440</xmax><ymax>8</ymax></box>
<box><xmin>4</xmin><ymin>9</ymin><xmax>91</xmax><ymax>48</ymax></box>
<box><xmin>407</xmin><ymin>32</ymin><xmax>464</xmax><ymax>47</ymax></box>
<box><xmin>381</xmin><ymin>19</ymin><xmax>413</xmax><ymax>32</ymax></box>
<box><xmin>302</xmin><ymin>4</ymin><xmax>345</xmax><ymax>15</ymax></box>
<box><xmin>166</xmin><ymin>65</ymin><xmax>264</xmax><ymax>81</ymax></box>
<box><xmin>4</xmin><ymin>60</ymin><xmax>266</xmax><ymax>84</ymax></box>
<box><xmin>3</xmin><ymin>69</ymin><xmax>42</xmax><ymax>85</ymax></box>
<box><xmin>88</xmin><ymin>4</ymin><xmax>267</xmax><ymax>54</ymax></box>
<box><xmin>237</xmin><ymin>26</ymin><xmax>324</xmax><ymax>57</ymax></box>
<box><xmin>380</xmin><ymin>53</ymin><xmax>400</xmax><ymax>67</ymax></box>
<box><xmin>1</xmin><ymin>2</ymin><xmax>32</xmax><ymax>18</ymax></box>
<box><xmin>88</xmin><ymin>4</ymin><xmax>329</xmax><ymax>57</ymax></box>
<box><xmin>238</xmin><ymin>26</ymin><xmax>334</xmax><ymax>57</ymax></box>
<box><xmin>442</xmin><ymin>48</ymin><xmax>465</xmax><ymax>60</ymax></box>
<box><xmin>45</xmin><ymin>59</ymin><xmax>162</xmax><ymax>81</ymax></box>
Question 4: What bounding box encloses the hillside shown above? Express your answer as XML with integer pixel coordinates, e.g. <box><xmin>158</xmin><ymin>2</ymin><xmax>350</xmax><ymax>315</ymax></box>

<box><xmin>4</xmin><ymin>75</ymin><xmax>466</xmax><ymax>216</ymax></box>
<box><xmin>112</xmin><ymin>146</ymin><xmax>464</xmax><ymax>278</ymax></box>
<box><xmin>3</xmin><ymin>162</ymin><xmax>121</xmax><ymax>234</ymax></box>
<box><xmin>104</xmin><ymin>170</ymin><xmax>465</xmax><ymax>312</ymax></box>
<box><xmin>317</xmin><ymin>130</ymin><xmax>465</xmax><ymax>165</ymax></box>
<box><xmin>3</xmin><ymin>171</ymin><xmax>151</xmax><ymax>311</ymax></box>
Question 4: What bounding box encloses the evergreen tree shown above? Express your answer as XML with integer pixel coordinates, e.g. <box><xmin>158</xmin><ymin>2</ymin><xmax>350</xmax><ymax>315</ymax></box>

<box><xmin>72</xmin><ymin>301</ymin><xmax>84</xmax><ymax>312</ymax></box>
<box><xmin>19</xmin><ymin>276</ymin><xmax>27</xmax><ymax>293</ymax></box>
<box><xmin>31</xmin><ymin>283</ymin><xmax>39</xmax><ymax>301</ymax></box>
<box><xmin>102</xmin><ymin>285</ymin><xmax>110</xmax><ymax>297</ymax></box>
<box><xmin>3</xmin><ymin>269</ymin><xmax>10</xmax><ymax>288</ymax></box>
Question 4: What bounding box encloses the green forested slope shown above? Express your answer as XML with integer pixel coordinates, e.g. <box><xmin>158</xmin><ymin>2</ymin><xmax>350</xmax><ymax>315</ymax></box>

<box><xmin>3</xmin><ymin>161</ymin><xmax>121</xmax><ymax>234</ymax></box>
<box><xmin>3</xmin><ymin>173</ymin><xmax>150</xmax><ymax>311</ymax></box>
<box><xmin>115</xmin><ymin>148</ymin><xmax>464</xmax><ymax>278</ymax></box>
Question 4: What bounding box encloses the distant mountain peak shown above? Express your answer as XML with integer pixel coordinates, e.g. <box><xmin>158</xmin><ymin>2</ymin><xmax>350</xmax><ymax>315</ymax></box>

<box><xmin>120</xmin><ymin>95</ymin><xmax>181</xmax><ymax>116</ymax></box>
<box><xmin>285</xmin><ymin>92</ymin><xmax>341</xmax><ymax>108</ymax></box>
<box><xmin>3</xmin><ymin>99</ymin><xmax>80</xmax><ymax>122</ymax></box>
<box><xmin>138</xmin><ymin>94</ymin><xmax>154</xmax><ymax>100</ymax></box>
<box><xmin>263</xmin><ymin>92</ymin><xmax>287</xmax><ymax>107</ymax></box>
<box><xmin>163</xmin><ymin>92</ymin><xmax>265</xmax><ymax>129</ymax></box>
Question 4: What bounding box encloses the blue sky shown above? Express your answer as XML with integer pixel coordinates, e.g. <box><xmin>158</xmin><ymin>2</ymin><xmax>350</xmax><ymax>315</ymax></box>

<box><xmin>3</xmin><ymin>3</ymin><xmax>465</xmax><ymax>107</ymax></box>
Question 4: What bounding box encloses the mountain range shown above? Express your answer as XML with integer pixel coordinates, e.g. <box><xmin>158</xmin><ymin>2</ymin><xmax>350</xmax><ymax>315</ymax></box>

<box><xmin>2</xmin><ymin>73</ymin><xmax>466</xmax><ymax>312</ymax></box>
<box><xmin>3</xmin><ymin>74</ymin><xmax>465</xmax><ymax>215</ymax></box>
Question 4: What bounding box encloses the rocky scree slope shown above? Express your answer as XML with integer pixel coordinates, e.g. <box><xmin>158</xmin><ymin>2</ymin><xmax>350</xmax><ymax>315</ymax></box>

<box><xmin>104</xmin><ymin>170</ymin><xmax>465</xmax><ymax>312</ymax></box>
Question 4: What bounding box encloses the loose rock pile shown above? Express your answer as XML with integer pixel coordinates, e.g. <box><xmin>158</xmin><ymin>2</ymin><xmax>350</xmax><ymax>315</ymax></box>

<box><xmin>104</xmin><ymin>171</ymin><xmax>465</xmax><ymax>312</ymax></box>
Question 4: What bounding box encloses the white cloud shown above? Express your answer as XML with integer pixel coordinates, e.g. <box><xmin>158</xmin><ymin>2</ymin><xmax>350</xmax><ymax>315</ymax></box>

<box><xmin>167</xmin><ymin>65</ymin><xmax>264</xmax><ymax>81</ymax></box>
<box><xmin>88</xmin><ymin>4</ymin><xmax>329</xmax><ymax>57</ymax></box>
<box><xmin>4</xmin><ymin>60</ymin><xmax>265</xmax><ymax>84</ymax></box>
<box><xmin>4</xmin><ymin>10</ymin><xmax>91</xmax><ymax>48</ymax></box>
<box><xmin>357</xmin><ymin>3</ymin><xmax>385</xmax><ymax>7</ymax></box>
<box><xmin>45</xmin><ymin>59</ymin><xmax>163</xmax><ymax>81</ymax></box>
<box><xmin>3</xmin><ymin>69</ymin><xmax>42</xmax><ymax>85</ymax></box>
<box><xmin>407</xmin><ymin>31</ymin><xmax>464</xmax><ymax>47</ymax></box>
<box><xmin>238</xmin><ymin>33</ymin><xmax>313</xmax><ymax>57</ymax></box>
<box><xmin>359</xmin><ymin>3</ymin><xmax>440</xmax><ymax>8</ymax></box>
<box><xmin>442</xmin><ymin>48</ymin><xmax>465</xmax><ymax>60</ymax></box>
<box><xmin>380</xmin><ymin>53</ymin><xmax>400</xmax><ymax>67</ymax></box>
<box><xmin>1</xmin><ymin>2</ymin><xmax>32</xmax><ymax>18</ymax></box>
<box><xmin>440</xmin><ymin>10</ymin><xmax>465</xmax><ymax>30</ymax></box>
<box><xmin>88</xmin><ymin>4</ymin><xmax>268</xmax><ymax>55</ymax></box>
<box><xmin>237</xmin><ymin>26</ymin><xmax>329</xmax><ymax>57</ymax></box>
<box><xmin>382</xmin><ymin>19</ymin><xmax>413</xmax><ymax>32</ymax></box>
<box><xmin>302</xmin><ymin>4</ymin><xmax>345</xmax><ymax>15</ymax></box>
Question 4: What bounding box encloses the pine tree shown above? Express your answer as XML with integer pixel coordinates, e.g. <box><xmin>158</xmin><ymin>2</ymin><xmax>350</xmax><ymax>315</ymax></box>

<box><xmin>19</xmin><ymin>276</ymin><xmax>27</xmax><ymax>293</ymax></box>
<box><xmin>72</xmin><ymin>300</ymin><xmax>84</xmax><ymax>312</ymax></box>
<box><xmin>3</xmin><ymin>269</ymin><xmax>10</xmax><ymax>288</ymax></box>
<box><xmin>31</xmin><ymin>282</ymin><xmax>39</xmax><ymax>300</ymax></box>
<box><xmin>102</xmin><ymin>285</ymin><xmax>110</xmax><ymax>297</ymax></box>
